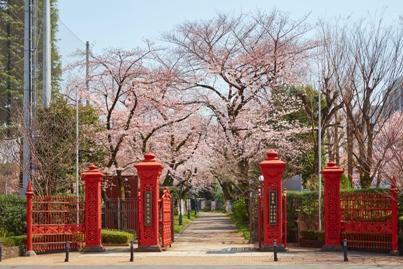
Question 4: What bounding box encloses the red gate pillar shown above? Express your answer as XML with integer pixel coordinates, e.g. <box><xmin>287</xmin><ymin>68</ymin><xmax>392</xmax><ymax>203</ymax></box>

<box><xmin>322</xmin><ymin>162</ymin><xmax>343</xmax><ymax>250</ymax></box>
<box><xmin>135</xmin><ymin>153</ymin><xmax>163</xmax><ymax>252</ymax></box>
<box><xmin>82</xmin><ymin>164</ymin><xmax>105</xmax><ymax>252</ymax></box>
<box><xmin>390</xmin><ymin>176</ymin><xmax>398</xmax><ymax>255</ymax></box>
<box><xmin>259</xmin><ymin>150</ymin><xmax>286</xmax><ymax>251</ymax></box>
<box><xmin>25</xmin><ymin>181</ymin><xmax>36</xmax><ymax>256</ymax></box>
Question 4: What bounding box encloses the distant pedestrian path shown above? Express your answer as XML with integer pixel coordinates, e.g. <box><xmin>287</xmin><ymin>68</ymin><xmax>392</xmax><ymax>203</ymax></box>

<box><xmin>172</xmin><ymin>212</ymin><xmax>253</xmax><ymax>254</ymax></box>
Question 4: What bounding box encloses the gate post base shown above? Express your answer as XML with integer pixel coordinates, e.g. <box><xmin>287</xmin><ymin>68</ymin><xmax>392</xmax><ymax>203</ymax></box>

<box><xmin>25</xmin><ymin>250</ymin><xmax>36</xmax><ymax>256</ymax></box>
<box><xmin>135</xmin><ymin>245</ymin><xmax>161</xmax><ymax>252</ymax></box>
<box><xmin>321</xmin><ymin>245</ymin><xmax>341</xmax><ymax>251</ymax></box>
<box><xmin>82</xmin><ymin>246</ymin><xmax>105</xmax><ymax>253</ymax></box>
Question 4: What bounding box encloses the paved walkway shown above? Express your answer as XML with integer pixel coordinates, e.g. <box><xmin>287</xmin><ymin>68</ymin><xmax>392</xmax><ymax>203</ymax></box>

<box><xmin>171</xmin><ymin>211</ymin><xmax>252</xmax><ymax>254</ymax></box>
<box><xmin>1</xmin><ymin>212</ymin><xmax>402</xmax><ymax>266</ymax></box>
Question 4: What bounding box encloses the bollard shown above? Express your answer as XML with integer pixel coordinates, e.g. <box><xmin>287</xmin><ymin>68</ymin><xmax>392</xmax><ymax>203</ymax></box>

<box><xmin>65</xmin><ymin>241</ymin><xmax>70</xmax><ymax>262</ymax></box>
<box><xmin>0</xmin><ymin>244</ymin><xmax>2</xmax><ymax>262</ymax></box>
<box><xmin>343</xmin><ymin>239</ymin><xmax>348</xmax><ymax>262</ymax></box>
<box><xmin>130</xmin><ymin>240</ymin><xmax>134</xmax><ymax>262</ymax></box>
<box><xmin>273</xmin><ymin>240</ymin><xmax>278</xmax><ymax>262</ymax></box>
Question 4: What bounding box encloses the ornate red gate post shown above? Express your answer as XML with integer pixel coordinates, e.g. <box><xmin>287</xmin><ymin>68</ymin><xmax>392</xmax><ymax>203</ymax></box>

<box><xmin>322</xmin><ymin>162</ymin><xmax>343</xmax><ymax>250</ymax></box>
<box><xmin>82</xmin><ymin>164</ymin><xmax>105</xmax><ymax>252</ymax></box>
<box><xmin>391</xmin><ymin>176</ymin><xmax>398</xmax><ymax>254</ymax></box>
<box><xmin>259</xmin><ymin>150</ymin><xmax>286</xmax><ymax>251</ymax></box>
<box><xmin>25</xmin><ymin>181</ymin><xmax>36</xmax><ymax>256</ymax></box>
<box><xmin>135</xmin><ymin>153</ymin><xmax>163</xmax><ymax>252</ymax></box>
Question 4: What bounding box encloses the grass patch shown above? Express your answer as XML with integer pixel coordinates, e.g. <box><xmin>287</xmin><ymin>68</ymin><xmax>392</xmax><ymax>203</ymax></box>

<box><xmin>229</xmin><ymin>213</ymin><xmax>250</xmax><ymax>241</ymax></box>
<box><xmin>173</xmin><ymin>212</ymin><xmax>198</xmax><ymax>234</ymax></box>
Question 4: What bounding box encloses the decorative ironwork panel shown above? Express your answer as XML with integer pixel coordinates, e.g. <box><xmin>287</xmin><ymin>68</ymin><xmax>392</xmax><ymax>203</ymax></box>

<box><xmin>340</xmin><ymin>190</ymin><xmax>396</xmax><ymax>251</ymax></box>
<box><xmin>32</xmin><ymin>196</ymin><xmax>84</xmax><ymax>253</ymax></box>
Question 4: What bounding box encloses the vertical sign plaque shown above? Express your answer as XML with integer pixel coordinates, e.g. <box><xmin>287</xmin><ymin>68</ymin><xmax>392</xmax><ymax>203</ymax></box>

<box><xmin>269</xmin><ymin>190</ymin><xmax>277</xmax><ymax>225</ymax></box>
<box><xmin>144</xmin><ymin>191</ymin><xmax>153</xmax><ymax>226</ymax></box>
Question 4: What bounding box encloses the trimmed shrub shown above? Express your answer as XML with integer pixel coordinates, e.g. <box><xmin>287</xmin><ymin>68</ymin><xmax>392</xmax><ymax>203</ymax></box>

<box><xmin>101</xmin><ymin>229</ymin><xmax>134</xmax><ymax>245</ymax></box>
<box><xmin>300</xmin><ymin>230</ymin><xmax>323</xmax><ymax>241</ymax></box>
<box><xmin>0</xmin><ymin>195</ymin><xmax>26</xmax><ymax>236</ymax></box>
<box><xmin>0</xmin><ymin>235</ymin><xmax>26</xmax><ymax>247</ymax></box>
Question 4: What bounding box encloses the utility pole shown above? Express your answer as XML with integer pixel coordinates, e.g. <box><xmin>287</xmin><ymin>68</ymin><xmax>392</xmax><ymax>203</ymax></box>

<box><xmin>32</xmin><ymin>0</ymin><xmax>38</xmax><ymax>117</ymax></box>
<box><xmin>42</xmin><ymin>0</ymin><xmax>51</xmax><ymax>108</ymax></box>
<box><xmin>22</xmin><ymin>0</ymin><xmax>33</xmax><ymax>195</ymax></box>
<box><xmin>85</xmin><ymin>41</ymin><xmax>90</xmax><ymax>105</ymax></box>
<box><xmin>318</xmin><ymin>85</ymin><xmax>322</xmax><ymax>232</ymax></box>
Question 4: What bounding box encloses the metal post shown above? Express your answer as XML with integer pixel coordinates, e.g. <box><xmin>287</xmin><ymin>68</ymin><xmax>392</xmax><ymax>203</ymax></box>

<box><xmin>22</xmin><ymin>0</ymin><xmax>33</xmax><ymax>195</ymax></box>
<box><xmin>179</xmin><ymin>198</ymin><xmax>183</xmax><ymax>225</ymax></box>
<box><xmin>85</xmin><ymin>41</ymin><xmax>90</xmax><ymax>105</ymax></box>
<box><xmin>343</xmin><ymin>239</ymin><xmax>348</xmax><ymax>262</ymax></box>
<box><xmin>129</xmin><ymin>240</ymin><xmax>134</xmax><ymax>262</ymax></box>
<box><xmin>273</xmin><ymin>240</ymin><xmax>278</xmax><ymax>262</ymax></box>
<box><xmin>187</xmin><ymin>199</ymin><xmax>191</xmax><ymax>219</ymax></box>
<box><xmin>75</xmin><ymin>86</ymin><xmax>80</xmax><ymax>225</ymax></box>
<box><xmin>65</xmin><ymin>241</ymin><xmax>70</xmax><ymax>262</ymax></box>
<box><xmin>42</xmin><ymin>0</ymin><xmax>51</xmax><ymax>108</ymax></box>
<box><xmin>318</xmin><ymin>87</ymin><xmax>322</xmax><ymax>232</ymax></box>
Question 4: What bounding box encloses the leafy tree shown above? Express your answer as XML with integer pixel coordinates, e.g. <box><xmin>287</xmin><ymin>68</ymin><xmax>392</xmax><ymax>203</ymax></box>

<box><xmin>32</xmin><ymin>95</ymin><xmax>105</xmax><ymax>195</ymax></box>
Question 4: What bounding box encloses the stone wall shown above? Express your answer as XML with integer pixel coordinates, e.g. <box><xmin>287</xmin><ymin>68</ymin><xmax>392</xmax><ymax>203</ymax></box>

<box><xmin>1</xmin><ymin>246</ymin><xmax>21</xmax><ymax>260</ymax></box>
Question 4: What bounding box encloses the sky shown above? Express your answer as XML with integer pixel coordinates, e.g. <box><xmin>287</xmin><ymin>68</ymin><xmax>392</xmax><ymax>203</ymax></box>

<box><xmin>57</xmin><ymin>0</ymin><xmax>403</xmax><ymax>65</ymax></box>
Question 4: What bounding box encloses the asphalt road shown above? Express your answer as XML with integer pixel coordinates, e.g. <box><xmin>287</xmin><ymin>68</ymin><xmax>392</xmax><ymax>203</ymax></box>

<box><xmin>0</xmin><ymin>263</ymin><xmax>403</xmax><ymax>269</ymax></box>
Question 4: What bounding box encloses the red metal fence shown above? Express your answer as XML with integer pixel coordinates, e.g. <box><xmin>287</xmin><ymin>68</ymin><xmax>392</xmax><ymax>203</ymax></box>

<box><xmin>31</xmin><ymin>195</ymin><xmax>84</xmax><ymax>253</ymax></box>
<box><xmin>340</xmin><ymin>185</ymin><xmax>398</xmax><ymax>253</ymax></box>
<box><xmin>159</xmin><ymin>188</ymin><xmax>172</xmax><ymax>249</ymax></box>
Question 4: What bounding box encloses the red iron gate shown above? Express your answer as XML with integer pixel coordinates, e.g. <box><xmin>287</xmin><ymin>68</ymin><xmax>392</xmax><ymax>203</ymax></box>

<box><xmin>159</xmin><ymin>187</ymin><xmax>172</xmax><ymax>249</ymax></box>
<box><xmin>340</xmin><ymin>186</ymin><xmax>398</xmax><ymax>253</ymax></box>
<box><xmin>30</xmin><ymin>193</ymin><xmax>84</xmax><ymax>253</ymax></box>
<box><xmin>103</xmin><ymin>198</ymin><xmax>138</xmax><ymax>232</ymax></box>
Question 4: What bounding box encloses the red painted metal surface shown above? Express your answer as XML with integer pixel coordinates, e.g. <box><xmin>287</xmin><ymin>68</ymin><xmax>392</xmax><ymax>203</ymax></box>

<box><xmin>135</xmin><ymin>153</ymin><xmax>163</xmax><ymax>251</ymax></box>
<box><xmin>340</xmin><ymin>179</ymin><xmax>398</xmax><ymax>253</ymax></box>
<box><xmin>259</xmin><ymin>150</ymin><xmax>286</xmax><ymax>249</ymax></box>
<box><xmin>160</xmin><ymin>188</ymin><xmax>172</xmax><ymax>249</ymax></box>
<box><xmin>322</xmin><ymin>162</ymin><xmax>343</xmax><ymax>250</ymax></box>
<box><xmin>282</xmin><ymin>189</ymin><xmax>287</xmax><ymax>248</ymax></box>
<box><xmin>25</xmin><ymin>181</ymin><xmax>34</xmax><ymax>254</ymax></box>
<box><xmin>30</xmin><ymin>194</ymin><xmax>84</xmax><ymax>253</ymax></box>
<box><xmin>82</xmin><ymin>164</ymin><xmax>104</xmax><ymax>252</ymax></box>
<box><xmin>257</xmin><ymin>186</ymin><xmax>263</xmax><ymax>250</ymax></box>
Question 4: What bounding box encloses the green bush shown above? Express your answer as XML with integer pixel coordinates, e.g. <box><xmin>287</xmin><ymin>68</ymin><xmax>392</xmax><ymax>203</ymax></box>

<box><xmin>0</xmin><ymin>235</ymin><xmax>26</xmax><ymax>247</ymax></box>
<box><xmin>0</xmin><ymin>195</ymin><xmax>26</xmax><ymax>236</ymax></box>
<box><xmin>232</xmin><ymin>198</ymin><xmax>248</xmax><ymax>225</ymax></box>
<box><xmin>101</xmin><ymin>229</ymin><xmax>134</xmax><ymax>245</ymax></box>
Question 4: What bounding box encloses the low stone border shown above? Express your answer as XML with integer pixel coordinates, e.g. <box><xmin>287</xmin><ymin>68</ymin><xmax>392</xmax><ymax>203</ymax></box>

<box><xmin>1</xmin><ymin>246</ymin><xmax>21</xmax><ymax>260</ymax></box>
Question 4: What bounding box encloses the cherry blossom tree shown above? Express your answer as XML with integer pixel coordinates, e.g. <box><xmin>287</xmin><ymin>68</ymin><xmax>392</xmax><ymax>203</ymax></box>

<box><xmin>165</xmin><ymin>11</ymin><xmax>315</xmax><ymax>195</ymax></box>
<box><xmin>373</xmin><ymin>112</ymin><xmax>403</xmax><ymax>189</ymax></box>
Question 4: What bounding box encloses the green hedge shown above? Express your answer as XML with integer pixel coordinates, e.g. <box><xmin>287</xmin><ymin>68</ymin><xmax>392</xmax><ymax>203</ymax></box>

<box><xmin>101</xmin><ymin>229</ymin><xmax>134</xmax><ymax>245</ymax></box>
<box><xmin>0</xmin><ymin>195</ymin><xmax>26</xmax><ymax>236</ymax></box>
<box><xmin>300</xmin><ymin>230</ymin><xmax>323</xmax><ymax>241</ymax></box>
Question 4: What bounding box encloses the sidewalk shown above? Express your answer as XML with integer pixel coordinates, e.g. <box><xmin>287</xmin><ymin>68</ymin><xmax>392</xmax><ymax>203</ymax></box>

<box><xmin>1</xmin><ymin>212</ymin><xmax>402</xmax><ymax>266</ymax></box>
